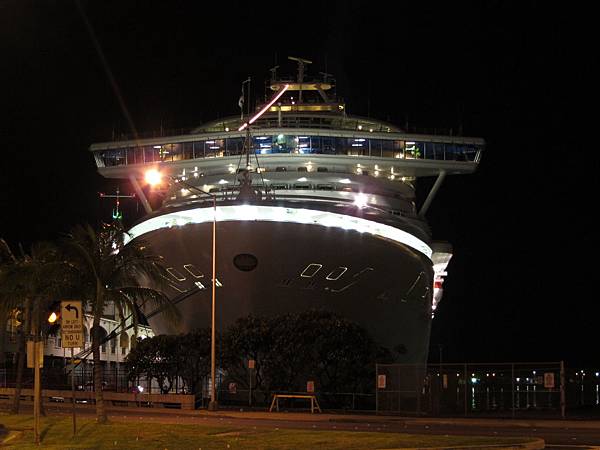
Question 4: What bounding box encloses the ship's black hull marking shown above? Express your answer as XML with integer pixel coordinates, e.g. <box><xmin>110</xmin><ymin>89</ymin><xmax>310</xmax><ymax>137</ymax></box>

<box><xmin>402</xmin><ymin>271</ymin><xmax>425</xmax><ymax>302</ymax></box>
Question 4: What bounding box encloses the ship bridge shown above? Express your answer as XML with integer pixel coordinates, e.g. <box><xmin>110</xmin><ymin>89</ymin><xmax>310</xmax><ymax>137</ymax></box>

<box><xmin>91</xmin><ymin>55</ymin><xmax>483</xmax><ymax>223</ymax></box>
<box><xmin>91</xmin><ymin>126</ymin><xmax>483</xmax><ymax>226</ymax></box>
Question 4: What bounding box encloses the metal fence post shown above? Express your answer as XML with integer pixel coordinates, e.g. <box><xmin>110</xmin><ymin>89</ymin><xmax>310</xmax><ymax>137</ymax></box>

<box><xmin>375</xmin><ymin>363</ymin><xmax>379</xmax><ymax>415</ymax></box>
<box><xmin>463</xmin><ymin>364</ymin><xmax>467</xmax><ymax>417</ymax></box>
<box><xmin>416</xmin><ymin>365</ymin><xmax>421</xmax><ymax>416</ymax></box>
<box><xmin>511</xmin><ymin>363</ymin><xmax>515</xmax><ymax>419</ymax></box>
<box><xmin>560</xmin><ymin>360</ymin><xmax>566</xmax><ymax>418</ymax></box>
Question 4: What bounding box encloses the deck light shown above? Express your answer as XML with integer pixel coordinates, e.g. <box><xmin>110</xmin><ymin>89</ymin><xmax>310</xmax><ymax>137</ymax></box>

<box><xmin>144</xmin><ymin>169</ymin><xmax>162</xmax><ymax>186</ymax></box>
<box><xmin>353</xmin><ymin>193</ymin><xmax>368</xmax><ymax>208</ymax></box>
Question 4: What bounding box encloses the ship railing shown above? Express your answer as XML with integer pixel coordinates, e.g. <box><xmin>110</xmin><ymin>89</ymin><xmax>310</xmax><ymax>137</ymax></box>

<box><xmin>107</xmin><ymin>118</ymin><xmax>473</xmax><ymax>143</ymax></box>
<box><xmin>94</xmin><ymin>139</ymin><xmax>481</xmax><ymax>169</ymax></box>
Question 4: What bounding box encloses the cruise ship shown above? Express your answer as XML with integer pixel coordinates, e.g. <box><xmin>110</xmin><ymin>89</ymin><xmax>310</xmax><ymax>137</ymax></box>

<box><xmin>90</xmin><ymin>57</ymin><xmax>484</xmax><ymax>364</ymax></box>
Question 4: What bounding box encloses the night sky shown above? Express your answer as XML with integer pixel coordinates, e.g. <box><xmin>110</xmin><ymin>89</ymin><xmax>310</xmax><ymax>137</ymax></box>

<box><xmin>0</xmin><ymin>2</ymin><xmax>594</xmax><ymax>365</ymax></box>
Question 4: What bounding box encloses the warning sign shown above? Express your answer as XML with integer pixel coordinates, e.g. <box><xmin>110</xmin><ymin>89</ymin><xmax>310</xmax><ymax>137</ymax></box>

<box><xmin>544</xmin><ymin>372</ymin><xmax>555</xmax><ymax>389</ymax></box>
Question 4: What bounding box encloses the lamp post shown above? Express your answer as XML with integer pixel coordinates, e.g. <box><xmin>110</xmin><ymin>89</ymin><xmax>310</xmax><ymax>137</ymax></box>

<box><xmin>208</xmin><ymin>191</ymin><xmax>218</xmax><ymax>411</ymax></box>
<box><xmin>144</xmin><ymin>170</ymin><xmax>218</xmax><ymax>410</ymax></box>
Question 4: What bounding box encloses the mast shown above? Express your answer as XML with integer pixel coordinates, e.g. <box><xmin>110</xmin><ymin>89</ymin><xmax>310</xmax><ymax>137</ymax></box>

<box><xmin>288</xmin><ymin>56</ymin><xmax>312</xmax><ymax>104</ymax></box>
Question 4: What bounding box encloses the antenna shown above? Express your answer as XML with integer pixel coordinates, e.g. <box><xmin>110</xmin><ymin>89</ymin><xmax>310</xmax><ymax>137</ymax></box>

<box><xmin>319</xmin><ymin>71</ymin><xmax>333</xmax><ymax>83</ymax></box>
<box><xmin>288</xmin><ymin>56</ymin><xmax>312</xmax><ymax>103</ymax></box>
<box><xmin>239</xmin><ymin>77</ymin><xmax>251</xmax><ymax>121</ymax></box>
<box><xmin>99</xmin><ymin>187</ymin><xmax>136</xmax><ymax>220</ymax></box>
<box><xmin>269</xmin><ymin>65</ymin><xmax>280</xmax><ymax>83</ymax></box>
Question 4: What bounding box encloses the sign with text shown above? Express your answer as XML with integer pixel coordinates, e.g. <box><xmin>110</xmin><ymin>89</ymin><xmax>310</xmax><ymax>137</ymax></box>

<box><xmin>544</xmin><ymin>372</ymin><xmax>555</xmax><ymax>389</ymax></box>
<box><xmin>377</xmin><ymin>374</ymin><xmax>386</xmax><ymax>389</ymax></box>
<box><xmin>306</xmin><ymin>380</ymin><xmax>315</xmax><ymax>393</ymax></box>
<box><xmin>248</xmin><ymin>359</ymin><xmax>255</xmax><ymax>369</ymax></box>
<box><xmin>61</xmin><ymin>300</ymin><xmax>83</xmax><ymax>348</ymax></box>
<box><xmin>26</xmin><ymin>341</ymin><xmax>44</xmax><ymax>368</ymax></box>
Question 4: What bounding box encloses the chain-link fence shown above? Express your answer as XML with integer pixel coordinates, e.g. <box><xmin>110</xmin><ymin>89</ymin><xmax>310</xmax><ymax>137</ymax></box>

<box><xmin>0</xmin><ymin>364</ymin><xmax>131</xmax><ymax>393</ymax></box>
<box><xmin>376</xmin><ymin>362</ymin><xmax>566</xmax><ymax>418</ymax></box>
<box><xmin>6</xmin><ymin>359</ymin><xmax>600</xmax><ymax>416</ymax></box>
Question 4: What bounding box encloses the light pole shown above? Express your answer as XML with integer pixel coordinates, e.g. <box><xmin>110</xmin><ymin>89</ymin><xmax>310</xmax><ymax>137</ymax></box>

<box><xmin>208</xmin><ymin>192</ymin><xmax>218</xmax><ymax>411</ymax></box>
<box><xmin>144</xmin><ymin>170</ymin><xmax>219</xmax><ymax>410</ymax></box>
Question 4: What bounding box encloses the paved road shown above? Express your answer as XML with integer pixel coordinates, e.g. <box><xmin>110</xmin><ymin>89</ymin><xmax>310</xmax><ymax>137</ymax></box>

<box><xmin>4</xmin><ymin>404</ymin><xmax>600</xmax><ymax>448</ymax></box>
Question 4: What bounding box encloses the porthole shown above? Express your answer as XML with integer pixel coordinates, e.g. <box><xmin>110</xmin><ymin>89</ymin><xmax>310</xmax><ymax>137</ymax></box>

<box><xmin>233</xmin><ymin>254</ymin><xmax>258</xmax><ymax>272</ymax></box>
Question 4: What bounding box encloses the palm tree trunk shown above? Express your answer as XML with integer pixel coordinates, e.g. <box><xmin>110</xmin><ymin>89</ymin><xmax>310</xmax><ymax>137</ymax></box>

<box><xmin>92</xmin><ymin>311</ymin><xmax>107</xmax><ymax>423</ymax></box>
<box><xmin>11</xmin><ymin>298</ymin><xmax>31</xmax><ymax>414</ymax></box>
<box><xmin>10</xmin><ymin>330</ymin><xmax>26</xmax><ymax>414</ymax></box>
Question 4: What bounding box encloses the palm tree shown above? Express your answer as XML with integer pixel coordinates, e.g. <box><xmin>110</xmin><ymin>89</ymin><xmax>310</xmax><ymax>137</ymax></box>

<box><xmin>65</xmin><ymin>223</ymin><xmax>179</xmax><ymax>423</ymax></box>
<box><xmin>0</xmin><ymin>238</ymin><xmax>27</xmax><ymax>414</ymax></box>
<box><xmin>0</xmin><ymin>239</ymin><xmax>77</xmax><ymax>414</ymax></box>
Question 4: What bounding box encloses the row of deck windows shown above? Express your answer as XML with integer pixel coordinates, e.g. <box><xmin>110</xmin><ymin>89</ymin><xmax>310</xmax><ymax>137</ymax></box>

<box><xmin>95</xmin><ymin>135</ymin><xmax>482</xmax><ymax>167</ymax></box>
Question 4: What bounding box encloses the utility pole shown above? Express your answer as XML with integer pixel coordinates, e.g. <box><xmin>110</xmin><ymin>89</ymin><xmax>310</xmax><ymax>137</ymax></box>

<box><xmin>208</xmin><ymin>193</ymin><xmax>218</xmax><ymax>411</ymax></box>
<box><xmin>33</xmin><ymin>326</ymin><xmax>41</xmax><ymax>445</ymax></box>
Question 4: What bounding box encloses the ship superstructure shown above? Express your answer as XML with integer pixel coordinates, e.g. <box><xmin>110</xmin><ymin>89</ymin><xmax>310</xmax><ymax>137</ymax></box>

<box><xmin>90</xmin><ymin>57</ymin><xmax>483</xmax><ymax>364</ymax></box>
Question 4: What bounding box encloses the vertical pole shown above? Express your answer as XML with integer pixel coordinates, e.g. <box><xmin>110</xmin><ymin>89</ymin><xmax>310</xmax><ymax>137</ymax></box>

<box><xmin>511</xmin><ymin>363</ymin><xmax>515</xmax><ymax>419</ymax></box>
<box><xmin>249</xmin><ymin>367</ymin><xmax>252</xmax><ymax>407</ymax></box>
<box><xmin>463</xmin><ymin>364</ymin><xmax>467</xmax><ymax>417</ymax></box>
<box><xmin>375</xmin><ymin>363</ymin><xmax>379</xmax><ymax>415</ymax></box>
<box><xmin>71</xmin><ymin>347</ymin><xmax>76</xmax><ymax>436</ymax></box>
<box><xmin>34</xmin><ymin>340</ymin><xmax>40</xmax><ymax>445</ymax></box>
<box><xmin>416</xmin><ymin>365</ymin><xmax>421</xmax><ymax>416</ymax></box>
<box><xmin>208</xmin><ymin>195</ymin><xmax>218</xmax><ymax>411</ymax></box>
<box><xmin>560</xmin><ymin>360</ymin><xmax>566</xmax><ymax>419</ymax></box>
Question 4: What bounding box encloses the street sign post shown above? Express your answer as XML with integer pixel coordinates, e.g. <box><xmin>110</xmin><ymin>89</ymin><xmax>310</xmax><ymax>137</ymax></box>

<box><xmin>61</xmin><ymin>301</ymin><xmax>83</xmax><ymax>348</ymax></box>
<box><xmin>60</xmin><ymin>300</ymin><xmax>83</xmax><ymax>436</ymax></box>
<box><xmin>248</xmin><ymin>359</ymin><xmax>255</xmax><ymax>407</ymax></box>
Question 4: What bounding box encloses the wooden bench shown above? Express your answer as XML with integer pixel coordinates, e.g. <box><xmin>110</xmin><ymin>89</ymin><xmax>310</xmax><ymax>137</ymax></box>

<box><xmin>269</xmin><ymin>394</ymin><xmax>321</xmax><ymax>413</ymax></box>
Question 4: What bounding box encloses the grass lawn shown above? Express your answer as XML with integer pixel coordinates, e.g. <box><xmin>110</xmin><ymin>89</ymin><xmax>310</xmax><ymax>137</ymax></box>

<box><xmin>1</xmin><ymin>413</ymin><xmax>531</xmax><ymax>449</ymax></box>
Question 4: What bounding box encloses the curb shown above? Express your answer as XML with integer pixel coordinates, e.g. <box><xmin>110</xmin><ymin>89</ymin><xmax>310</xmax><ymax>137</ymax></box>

<box><xmin>0</xmin><ymin>430</ymin><xmax>24</xmax><ymax>447</ymax></box>
<box><xmin>379</xmin><ymin>438</ymin><xmax>545</xmax><ymax>450</ymax></box>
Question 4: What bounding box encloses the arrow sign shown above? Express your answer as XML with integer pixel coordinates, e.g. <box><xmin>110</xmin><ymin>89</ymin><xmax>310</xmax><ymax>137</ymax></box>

<box><xmin>61</xmin><ymin>300</ymin><xmax>83</xmax><ymax>348</ymax></box>
<box><xmin>65</xmin><ymin>304</ymin><xmax>79</xmax><ymax>319</ymax></box>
